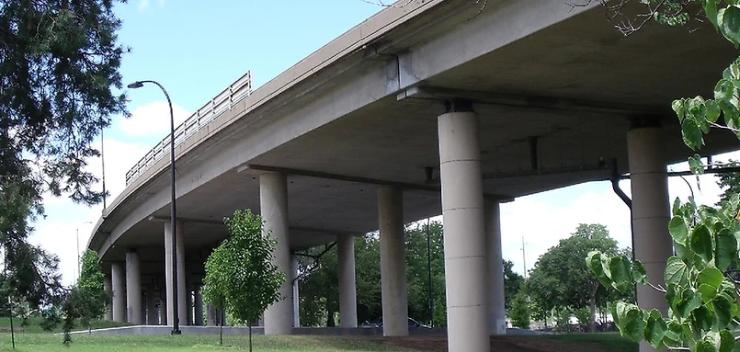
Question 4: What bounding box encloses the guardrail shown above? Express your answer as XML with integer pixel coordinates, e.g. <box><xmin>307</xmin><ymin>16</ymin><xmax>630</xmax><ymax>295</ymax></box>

<box><xmin>124</xmin><ymin>71</ymin><xmax>252</xmax><ymax>185</ymax></box>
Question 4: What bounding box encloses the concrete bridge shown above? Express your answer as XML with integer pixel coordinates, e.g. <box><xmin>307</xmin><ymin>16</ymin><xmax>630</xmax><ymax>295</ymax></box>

<box><xmin>88</xmin><ymin>1</ymin><xmax>738</xmax><ymax>351</ymax></box>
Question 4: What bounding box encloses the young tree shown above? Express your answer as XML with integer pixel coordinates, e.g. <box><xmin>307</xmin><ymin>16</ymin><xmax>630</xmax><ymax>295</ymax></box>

<box><xmin>75</xmin><ymin>250</ymin><xmax>106</xmax><ymax>332</ymax></box>
<box><xmin>527</xmin><ymin>224</ymin><xmax>626</xmax><ymax>332</ymax></box>
<box><xmin>509</xmin><ymin>291</ymin><xmax>531</xmax><ymax>329</ymax></box>
<box><xmin>0</xmin><ymin>0</ymin><xmax>126</xmax><ymax>316</ymax></box>
<box><xmin>504</xmin><ymin>260</ymin><xmax>524</xmax><ymax>311</ymax></box>
<box><xmin>202</xmin><ymin>210</ymin><xmax>285</xmax><ymax>351</ymax></box>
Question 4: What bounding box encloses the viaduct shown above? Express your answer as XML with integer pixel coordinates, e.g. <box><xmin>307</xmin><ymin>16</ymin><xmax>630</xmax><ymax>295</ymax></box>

<box><xmin>87</xmin><ymin>1</ymin><xmax>739</xmax><ymax>351</ymax></box>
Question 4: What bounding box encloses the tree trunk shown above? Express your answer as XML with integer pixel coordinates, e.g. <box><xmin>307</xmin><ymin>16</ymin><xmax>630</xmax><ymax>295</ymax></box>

<box><xmin>248</xmin><ymin>324</ymin><xmax>252</xmax><ymax>352</ymax></box>
<box><xmin>219</xmin><ymin>309</ymin><xmax>224</xmax><ymax>346</ymax></box>
<box><xmin>589</xmin><ymin>283</ymin><xmax>598</xmax><ymax>332</ymax></box>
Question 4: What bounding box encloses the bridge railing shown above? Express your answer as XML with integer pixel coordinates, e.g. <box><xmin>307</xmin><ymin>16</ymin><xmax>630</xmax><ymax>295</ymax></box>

<box><xmin>124</xmin><ymin>71</ymin><xmax>252</xmax><ymax>185</ymax></box>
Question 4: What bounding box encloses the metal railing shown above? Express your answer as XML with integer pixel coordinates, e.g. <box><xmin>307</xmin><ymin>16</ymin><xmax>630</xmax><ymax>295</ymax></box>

<box><xmin>125</xmin><ymin>71</ymin><xmax>252</xmax><ymax>185</ymax></box>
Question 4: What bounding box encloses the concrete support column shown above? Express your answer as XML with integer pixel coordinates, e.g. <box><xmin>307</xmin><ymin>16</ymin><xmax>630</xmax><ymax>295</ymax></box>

<box><xmin>147</xmin><ymin>287</ymin><xmax>158</xmax><ymax>325</ymax></box>
<box><xmin>260</xmin><ymin>172</ymin><xmax>292</xmax><ymax>335</ymax></box>
<box><xmin>159</xmin><ymin>286</ymin><xmax>167</xmax><ymax>325</ymax></box>
<box><xmin>194</xmin><ymin>287</ymin><xmax>204</xmax><ymax>326</ymax></box>
<box><xmin>291</xmin><ymin>255</ymin><xmax>300</xmax><ymax>328</ymax></box>
<box><xmin>110</xmin><ymin>262</ymin><xmax>126</xmax><ymax>322</ymax></box>
<box><xmin>125</xmin><ymin>250</ymin><xmax>143</xmax><ymax>324</ymax></box>
<box><xmin>338</xmin><ymin>234</ymin><xmax>358</xmax><ymax>328</ymax></box>
<box><xmin>438</xmin><ymin>108</ymin><xmax>490</xmax><ymax>352</ymax></box>
<box><xmin>165</xmin><ymin>220</ymin><xmax>188</xmax><ymax>327</ymax></box>
<box><xmin>627</xmin><ymin>126</ymin><xmax>673</xmax><ymax>352</ymax></box>
<box><xmin>207</xmin><ymin>304</ymin><xmax>218</xmax><ymax>326</ymax></box>
<box><xmin>378</xmin><ymin>186</ymin><xmax>408</xmax><ymax>336</ymax></box>
<box><xmin>104</xmin><ymin>276</ymin><xmax>113</xmax><ymax>320</ymax></box>
<box><xmin>486</xmin><ymin>201</ymin><xmax>506</xmax><ymax>335</ymax></box>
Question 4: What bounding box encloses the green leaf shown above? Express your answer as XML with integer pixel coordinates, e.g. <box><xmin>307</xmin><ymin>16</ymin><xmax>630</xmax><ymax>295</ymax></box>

<box><xmin>719</xmin><ymin>330</ymin><xmax>734</xmax><ymax>352</ymax></box>
<box><xmin>712</xmin><ymin>294</ymin><xmax>732</xmax><ymax>328</ymax></box>
<box><xmin>691</xmin><ymin>306</ymin><xmax>713</xmax><ymax>332</ymax></box>
<box><xmin>689</xmin><ymin>154</ymin><xmax>705</xmax><ymax>174</ymax></box>
<box><xmin>665</xmin><ymin>257</ymin><xmax>689</xmax><ymax>286</ymax></box>
<box><xmin>682</xmin><ymin>119</ymin><xmax>704</xmax><ymax>151</ymax></box>
<box><xmin>705</xmin><ymin>0</ymin><xmax>719</xmax><ymax>29</ymax></box>
<box><xmin>698</xmin><ymin>283</ymin><xmax>717</xmax><ymax>303</ymax></box>
<box><xmin>690</xmin><ymin>225</ymin><xmax>714</xmax><ymax>263</ymax></box>
<box><xmin>697</xmin><ymin>340</ymin><xmax>718</xmax><ymax>352</ymax></box>
<box><xmin>632</xmin><ymin>260</ymin><xmax>647</xmax><ymax>284</ymax></box>
<box><xmin>617</xmin><ymin>304</ymin><xmax>645</xmax><ymax>342</ymax></box>
<box><xmin>678</xmin><ymin>288</ymin><xmax>703</xmax><ymax>318</ymax></box>
<box><xmin>669</xmin><ymin>216</ymin><xmax>689</xmax><ymax>244</ymax></box>
<box><xmin>673</xmin><ymin>99</ymin><xmax>686</xmax><ymax>122</ymax></box>
<box><xmin>715</xmin><ymin>229</ymin><xmax>737</xmax><ymax>271</ymax></box>
<box><xmin>705</xmin><ymin>100</ymin><xmax>721</xmax><ymax>123</ymax></box>
<box><xmin>719</xmin><ymin>6</ymin><xmax>740</xmax><ymax>45</ymax></box>
<box><xmin>644</xmin><ymin>309</ymin><xmax>667</xmax><ymax>349</ymax></box>
<box><xmin>608</xmin><ymin>256</ymin><xmax>634</xmax><ymax>286</ymax></box>
<box><xmin>697</xmin><ymin>266</ymin><xmax>724</xmax><ymax>289</ymax></box>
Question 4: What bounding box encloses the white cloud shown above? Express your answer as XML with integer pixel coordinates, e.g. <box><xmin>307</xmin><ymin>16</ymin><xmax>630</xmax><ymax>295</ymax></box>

<box><xmin>116</xmin><ymin>100</ymin><xmax>190</xmax><ymax>138</ymax></box>
<box><xmin>137</xmin><ymin>0</ymin><xmax>166</xmax><ymax>13</ymax></box>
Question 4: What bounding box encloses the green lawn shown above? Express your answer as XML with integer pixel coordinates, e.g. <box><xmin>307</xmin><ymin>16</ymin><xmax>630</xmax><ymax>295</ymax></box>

<box><xmin>0</xmin><ymin>333</ymin><xmax>416</xmax><ymax>352</ymax></box>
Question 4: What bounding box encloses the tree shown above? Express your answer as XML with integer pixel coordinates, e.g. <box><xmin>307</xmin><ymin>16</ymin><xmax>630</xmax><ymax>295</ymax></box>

<box><xmin>405</xmin><ymin>221</ymin><xmax>445</xmax><ymax>327</ymax></box>
<box><xmin>509</xmin><ymin>291</ymin><xmax>531</xmax><ymax>329</ymax></box>
<box><xmin>75</xmin><ymin>250</ymin><xmax>106</xmax><ymax>332</ymax></box>
<box><xmin>202</xmin><ymin>210</ymin><xmax>285</xmax><ymax>351</ymax></box>
<box><xmin>504</xmin><ymin>260</ymin><xmax>524</xmax><ymax>311</ymax></box>
<box><xmin>715</xmin><ymin>160</ymin><xmax>739</xmax><ymax>204</ymax></box>
<box><xmin>586</xmin><ymin>1</ymin><xmax>740</xmax><ymax>351</ymax></box>
<box><xmin>527</xmin><ymin>224</ymin><xmax>626</xmax><ymax>332</ymax></box>
<box><xmin>0</xmin><ymin>0</ymin><xmax>126</xmax><ymax>317</ymax></box>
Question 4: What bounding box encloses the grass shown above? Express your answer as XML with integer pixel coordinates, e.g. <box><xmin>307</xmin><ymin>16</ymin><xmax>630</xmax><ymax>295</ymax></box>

<box><xmin>539</xmin><ymin>333</ymin><xmax>637</xmax><ymax>352</ymax></box>
<box><xmin>0</xmin><ymin>317</ymin><xmax>128</xmax><ymax>333</ymax></box>
<box><xmin>0</xmin><ymin>333</ymin><xmax>415</xmax><ymax>352</ymax></box>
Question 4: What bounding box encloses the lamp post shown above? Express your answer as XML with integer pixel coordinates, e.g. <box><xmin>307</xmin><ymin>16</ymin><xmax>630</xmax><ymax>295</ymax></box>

<box><xmin>127</xmin><ymin>80</ymin><xmax>181</xmax><ymax>335</ymax></box>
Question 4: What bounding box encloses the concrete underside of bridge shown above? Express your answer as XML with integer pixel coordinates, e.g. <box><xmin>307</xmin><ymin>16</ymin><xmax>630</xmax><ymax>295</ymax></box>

<box><xmin>89</xmin><ymin>1</ymin><xmax>738</xmax><ymax>351</ymax></box>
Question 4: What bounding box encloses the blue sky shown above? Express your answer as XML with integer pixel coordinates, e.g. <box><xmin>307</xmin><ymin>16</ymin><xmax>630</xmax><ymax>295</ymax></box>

<box><xmin>28</xmin><ymin>0</ymin><xmax>738</xmax><ymax>285</ymax></box>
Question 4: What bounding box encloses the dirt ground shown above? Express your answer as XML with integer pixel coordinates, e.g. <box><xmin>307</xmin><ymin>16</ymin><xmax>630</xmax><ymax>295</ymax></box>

<box><xmin>377</xmin><ymin>335</ymin><xmax>632</xmax><ymax>352</ymax></box>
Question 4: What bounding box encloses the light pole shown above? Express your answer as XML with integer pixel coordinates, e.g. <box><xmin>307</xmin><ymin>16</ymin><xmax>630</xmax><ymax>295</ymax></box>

<box><xmin>127</xmin><ymin>80</ymin><xmax>181</xmax><ymax>335</ymax></box>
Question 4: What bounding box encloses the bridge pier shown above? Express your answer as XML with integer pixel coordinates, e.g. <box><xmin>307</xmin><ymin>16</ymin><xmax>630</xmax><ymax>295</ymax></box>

<box><xmin>378</xmin><ymin>186</ymin><xmax>408</xmax><ymax>337</ymax></box>
<box><xmin>292</xmin><ymin>255</ymin><xmax>301</xmax><ymax>328</ymax></box>
<box><xmin>338</xmin><ymin>234</ymin><xmax>358</xmax><ymax>328</ymax></box>
<box><xmin>437</xmin><ymin>106</ymin><xmax>490</xmax><ymax>352</ymax></box>
<box><xmin>486</xmin><ymin>201</ymin><xmax>506</xmax><ymax>335</ymax></box>
<box><xmin>165</xmin><ymin>220</ymin><xmax>188</xmax><ymax>327</ymax></box>
<box><xmin>111</xmin><ymin>262</ymin><xmax>126</xmax><ymax>323</ymax></box>
<box><xmin>104</xmin><ymin>275</ymin><xmax>112</xmax><ymax>320</ymax></box>
<box><xmin>194</xmin><ymin>286</ymin><xmax>204</xmax><ymax>326</ymax></box>
<box><xmin>125</xmin><ymin>250</ymin><xmax>143</xmax><ymax>324</ymax></box>
<box><xmin>261</xmin><ymin>172</ymin><xmax>293</xmax><ymax>335</ymax></box>
<box><xmin>627</xmin><ymin>125</ymin><xmax>672</xmax><ymax>352</ymax></box>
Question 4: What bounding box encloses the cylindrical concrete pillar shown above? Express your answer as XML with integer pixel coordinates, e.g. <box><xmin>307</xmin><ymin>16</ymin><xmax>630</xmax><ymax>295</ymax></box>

<box><xmin>159</xmin><ymin>286</ymin><xmax>167</xmax><ymax>325</ymax></box>
<box><xmin>104</xmin><ymin>275</ymin><xmax>113</xmax><ymax>321</ymax></box>
<box><xmin>125</xmin><ymin>250</ymin><xmax>143</xmax><ymax>324</ymax></box>
<box><xmin>291</xmin><ymin>255</ymin><xmax>301</xmax><ymax>328</ymax></box>
<box><xmin>378</xmin><ymin>186</ymin><xmax>408</xmax><ymax>336</ymax></box>
<box><xmin>338</xmin><ymin>234</ymin><xmax>358</xmax><ymax>328</ymax></box>
<box><xmin>627</xmin><ymin>126</ymin><xmax>672</xmax><ymax>352</ymax></box>
<box><xmin>165</xmin><ymin>220</ymin><xmax>188</xmax><ymax>327</ymax></box>
<box><xmin>147</xmin><ymin>287</ymin><xmax>158</xmax><ymax>325</ymax></box>
<box><xmin>194</xmin><ymin>287</ymin><xmax>204</xmax><ymax>326</ymax></box>
<box><xmin>260</xmin><ymin>172</ymin><xmax>292</xmax><ymax>335</ymax></box>
<box><xmin>207</xmin><ymin>304</ymin><xmax>218</xmax><ymax>326</ymax></box>
<box><xmin>486</xmin><ymin>201</ymin><xmax>506</xmax><ymax>335</ymax></box>
<box><xmin>110</xmin><ymin>262</ymin><xmax>126</xmax><ymax>322</ymax></box>
<box><xmin>438</xmin><ymin>109</ymin><xmax>490</xmax><ymax>352</ymax></box>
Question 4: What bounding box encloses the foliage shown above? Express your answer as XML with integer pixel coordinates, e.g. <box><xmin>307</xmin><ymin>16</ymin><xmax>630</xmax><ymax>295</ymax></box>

<box><xmin>527</xmin><ymin>224</ymin><xmax>627</xmax><ymax>331</ymax></box>
<box><xmin>510</xmin><ymin>291</ymin><xmax>531</xmax><ymax>329</ymax></box>
<box><xmin>75</xmin><ymin>251</ymin><xmax>106</xmax><ymax>330</ymax></box>
<box><xmin>203</xmin><ymin>209</ymin><xmax>285</xmax><ymax>351</ymax></box>
<box><xmin>404</xmin><ymin>221</ymin><xmax>445</xmax><ymax>327</ymax></box>
<box><xmin>504</xmin><ymin>260</ymin><xmax>525</xmax><ymax>311</ymax></box>
<box><xmin>586</xmin><ymin>1</ymin><xmax>740</xmax><ymax>351</ymax></box>
<box><xmin>715</xmin><ymin>160</ymin><xmax>740</xmax><ymax>204</ymax></box>
<box><xmin>0</xmin><ymin>0</ymin><xmax>126</xmax><ymax>324</ymax></box>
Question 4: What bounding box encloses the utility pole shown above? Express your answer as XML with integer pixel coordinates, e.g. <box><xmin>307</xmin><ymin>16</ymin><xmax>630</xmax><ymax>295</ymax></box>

<box><xmin>521</xmin><ymin>236</ymin><xmax>527</xmax><ymax>279</ymax></box>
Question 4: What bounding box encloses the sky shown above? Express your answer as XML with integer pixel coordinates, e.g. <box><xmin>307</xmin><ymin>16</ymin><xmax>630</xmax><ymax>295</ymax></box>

<box><xmin>27</xmin><ymin>0</ymin><xmax>740</xmax><ymax>285</ymax></box>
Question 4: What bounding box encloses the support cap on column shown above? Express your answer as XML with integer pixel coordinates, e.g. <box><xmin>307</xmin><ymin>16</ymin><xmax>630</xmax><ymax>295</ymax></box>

<box><xmin>445</xmin><ymin>98</ymin><xmax>473</xmax><ymax>113</ymax></box>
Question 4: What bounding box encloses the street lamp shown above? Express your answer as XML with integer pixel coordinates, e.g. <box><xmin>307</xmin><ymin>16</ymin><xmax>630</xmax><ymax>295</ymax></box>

<box><xmin>127</xmin><ymin>80</ymin><xmax>181</xmax><ymax>335</ymax></box>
